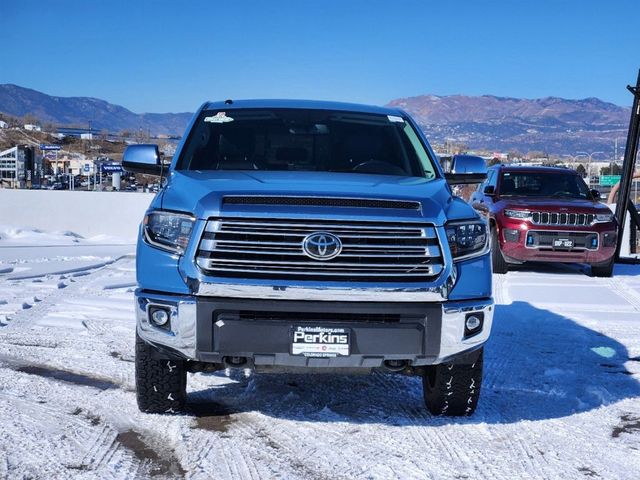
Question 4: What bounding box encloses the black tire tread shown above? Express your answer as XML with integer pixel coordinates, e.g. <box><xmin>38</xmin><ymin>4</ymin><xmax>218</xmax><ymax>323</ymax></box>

<box><xmin>135</xmin><ymin>333</ymin><xmax>187</xmax><ymax>413</ymax></box>
<box><xmin>422</xmin><ymin>350</ymin><xmax>483</xmax><ymax>416</ymax></box>
<box><xmin>591</xmin><ymin>261</ymin><xmax>614</xmax><ymax>277</ymax></box>
<box><xmin>491</xmin><ymin>228</ymin><xmax>509</xmax><ymax>274</ymax></box>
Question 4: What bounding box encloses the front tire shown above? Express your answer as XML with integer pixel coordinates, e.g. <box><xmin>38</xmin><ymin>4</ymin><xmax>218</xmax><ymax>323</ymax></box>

<box><xmin>135</xmin><ymin>333</ymin><xmax>187</xmax><ymax>413</ymax></box>
<box><xmin>591</xmin><ymin>260</ymin><xmax>614</xmax><ymax>278</ymax></box>
<box><xmin>491</xmin><ymin>227</ymin><xmax>509</xmax><ymax>274</ymax></box>
<box><xmin>422</xmin><ymin>349</ymin><xmax>483</xmax><ymax>416</ymax></box>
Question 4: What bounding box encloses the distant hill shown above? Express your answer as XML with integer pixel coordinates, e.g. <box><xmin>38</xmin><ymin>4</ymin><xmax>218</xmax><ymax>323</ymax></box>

<box><xmin>0</xmin><ymin>84</ymin><xmax>632</xmax><ymax>155</ymax></box>
<box><xmin>387</xmin><ymin>94</ymin><xmax>631</xmax><ymax>156</ymax></box>
<box><xmin>0</xmin><ymin>84</ymin><xmax>193</xmax><ymax>136</ymax></box>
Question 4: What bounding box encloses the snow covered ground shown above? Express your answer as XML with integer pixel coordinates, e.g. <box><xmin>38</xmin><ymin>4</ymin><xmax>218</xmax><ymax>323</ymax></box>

<box><xmin>1</xmin><ymin>223</ymin><xmax>639</xmax><ymax>479</ymax></box>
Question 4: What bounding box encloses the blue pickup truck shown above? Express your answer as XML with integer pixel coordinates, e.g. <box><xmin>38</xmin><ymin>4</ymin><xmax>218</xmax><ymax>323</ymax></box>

<box><xmin>123</xmin><ymin>100</ymin><xmax>493</xmax><ymax>416</ymax></box>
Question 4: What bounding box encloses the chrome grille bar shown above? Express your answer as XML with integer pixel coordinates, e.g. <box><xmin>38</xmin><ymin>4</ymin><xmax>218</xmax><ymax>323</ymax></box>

<box><xmin>197</xmin><ymin>217</ymin><xmax>443</xmax><ymax>282</ymax></box>
<box><xmin>531</xmin><ymin>211</ymin><xmax>595</xmax><ymax>226</ymax></box>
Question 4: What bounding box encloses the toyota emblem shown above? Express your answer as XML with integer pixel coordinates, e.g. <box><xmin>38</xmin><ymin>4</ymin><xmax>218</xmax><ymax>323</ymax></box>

<box><xmin>302</xmin><ymin>232</ymin><xmax>342</xmax><ymax>260</ymax></box>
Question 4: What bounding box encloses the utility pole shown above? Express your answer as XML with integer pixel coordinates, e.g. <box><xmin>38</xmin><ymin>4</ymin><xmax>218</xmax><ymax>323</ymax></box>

<box><xmin>614</xmin><ymin>69</ymin><xmax>640</xmax><ymax>261</ymax></box>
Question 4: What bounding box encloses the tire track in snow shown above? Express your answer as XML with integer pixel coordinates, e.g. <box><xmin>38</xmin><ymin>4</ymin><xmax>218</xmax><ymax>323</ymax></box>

<box><xmin>0</xmin><ymin>391</ymin><xmax>94</xmax><ymax>477</ymax></box>
<box><xmin>608</xmin><ymin>276</ymin><xmax>640</xmax><ymax>312</ymax></box>
<box><xmin>229</xmin><ymin>415</ymin><xmax>347</xmax><ymax>480</ymax></box>
<box><xmin>0</xmin><ymin>257</ymin><xmax>138</xmax><ymax>387</ymax></box>
<box><xmin>80</xmin><ymin>424</ymin><xmax>120</xmax><ymax>474</ymax></box>
<box><xmin>182</xmin><ymin>425</ymin><xmax>242</xmax><ymax>480</ymax></box>
<box><xmin>369</xmin><ymin>373</ymin><xmax>511</xmax><ymax>480</ymax></box>
<box><xmin>0</xmin><ymin>256</ymin><xmax>186</xmax><ymax>479</ymax></box>
<box><xmin>0</xmin><ymin>379</ymin><xmax>137</xmax><ymax>479</ymax></box>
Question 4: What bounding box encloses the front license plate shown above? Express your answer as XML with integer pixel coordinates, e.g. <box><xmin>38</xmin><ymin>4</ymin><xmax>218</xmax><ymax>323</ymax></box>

<box><xmin>291</xmin><ymin>326</ymin><xmax>350</xmax><ymax>358</ymax></box>
<box><xmin>553</xmin><ymin>238</ymin><xmax>574</xmax><ymax>248</ymax></box>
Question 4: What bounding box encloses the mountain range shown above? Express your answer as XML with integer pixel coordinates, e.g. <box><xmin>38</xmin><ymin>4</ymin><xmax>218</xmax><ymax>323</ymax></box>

<box><xmin>0</xmin><ymin>84</ymin><xmax>192</xmax><ymax>136</ymax></box>
<box><xmin>388</xmin><ymin>94</ymin><xmax>631</xmax><ymax>156</ymax></box>
<box><xmin>0</xmin><ymin>84</ymin><xmax>632</xmax><ymax>155</ymax></box>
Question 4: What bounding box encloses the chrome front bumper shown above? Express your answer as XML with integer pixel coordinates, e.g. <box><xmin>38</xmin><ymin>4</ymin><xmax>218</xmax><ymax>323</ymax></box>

<box><xmin>135</xmin><ymin>289</ymin><xmax>493</xmax><ymax>366</ymax></box>
<box><xmin>195</xmin><ymin>280</ymin><xmax>452</xmax><ymax>302</ymax></box>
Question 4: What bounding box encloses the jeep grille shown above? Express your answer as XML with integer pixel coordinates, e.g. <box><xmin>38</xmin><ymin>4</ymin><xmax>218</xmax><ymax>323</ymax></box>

<box><xmin>531</xmin><ymin>211</ymin><xmax>595</xmax><ymax>226</ymax></box>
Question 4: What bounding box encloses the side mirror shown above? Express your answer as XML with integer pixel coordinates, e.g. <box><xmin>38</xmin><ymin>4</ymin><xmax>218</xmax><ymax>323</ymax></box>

<box><xmin>590</xmin><ymin>189</ymin><xmax>601</xmax><ymax>200</ymax></box>
<box><xmin>122</xmin><ymin>144</ymin><xmax>163</xmax><ymax>175</ymax></box>
<box><xmin>483</xmin><ymin>185</ymin><xmax>495</xmax><ymax>195</ymax></box>
<box><xmin>444</xmin><ymin>155</ymin><xmax>487</xmax><ymax>184</ymax></box>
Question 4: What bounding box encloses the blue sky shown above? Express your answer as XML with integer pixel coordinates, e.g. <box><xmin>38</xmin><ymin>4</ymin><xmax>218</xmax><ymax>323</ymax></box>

<box><xmin>1</xmin><ymin>0</ymin><xmax>637</xmax><ymax>113</ymax></box>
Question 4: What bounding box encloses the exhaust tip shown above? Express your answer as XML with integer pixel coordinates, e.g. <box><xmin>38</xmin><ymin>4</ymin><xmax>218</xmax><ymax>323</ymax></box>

<box><xmin>383</xmin><ymin>360</ymin><xmax>408</xmax><ymax>372</ymax></box>
<box><xmin>223</xmin><ymin>356</ymin><xmax>248</xmax><ymax>367</ymax></box>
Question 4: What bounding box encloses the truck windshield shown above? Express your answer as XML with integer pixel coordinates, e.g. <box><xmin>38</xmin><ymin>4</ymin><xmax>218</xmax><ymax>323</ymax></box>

<box><xmin>499</xmin><ymin>171</ymin><xmax>592</xmax><ymax>199</ymax></box>
<box><xmin>176</xmin><ymin>108</ymin><xmax>436</xmax><ymax>178</ymax></box>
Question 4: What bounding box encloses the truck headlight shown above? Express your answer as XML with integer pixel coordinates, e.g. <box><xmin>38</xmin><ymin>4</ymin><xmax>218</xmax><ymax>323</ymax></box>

<box><xmin>445</xmin><ymin>220</ymin><xmax>489</xmax><ymax>261</ymax></box>
<box><xmin>504</xmin><ymin>209</ymin><xmax>531</xmax><ymax>220</ymax></box>
<box><xmin>143</xmin><ymin>211</ymin><xmax>195</xmax><ymax>254</ymax></box>
<box><xmin>594</xmin><ymin>213</ymin><xmax>614</xmax><ymax>223</ymax></box>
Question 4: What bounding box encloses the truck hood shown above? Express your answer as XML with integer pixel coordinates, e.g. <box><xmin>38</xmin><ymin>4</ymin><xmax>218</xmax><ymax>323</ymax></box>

<box><xmin>497</xmin><ymin>196</ymin><xmax>611</xmax><ymax>213</ymax></box>
<box><xmin>157</xmin><ymin>171</ymin><xmax>476</xmax><ymax>225</ymax></box>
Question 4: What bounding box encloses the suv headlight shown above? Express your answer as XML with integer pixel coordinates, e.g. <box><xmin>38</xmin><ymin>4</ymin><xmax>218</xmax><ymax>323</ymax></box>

<box><xmin>143</xmin><ymin>211</ymin><xmax>195</xmax><ymax>254</ymax></box>
<box><xmin>504</xmin><ymin>209</ymin><xmax>531</xmax><ymax>220</ymax></box>
<box><xmin>594</xmin><ymin>212</ymin><xmax>614</xmax><ymax>224</ymax></box>
<box><xmin>445</xmin><ymin>220</ymin><xmax>489</xmax><ymax>261</ymax></box>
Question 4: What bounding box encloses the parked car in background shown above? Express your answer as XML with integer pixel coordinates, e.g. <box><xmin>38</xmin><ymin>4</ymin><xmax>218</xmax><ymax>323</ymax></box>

<box><xmin>470</xmin><ymin>165</ymin><xmax>617</xmax><ymax>277</ymax></box>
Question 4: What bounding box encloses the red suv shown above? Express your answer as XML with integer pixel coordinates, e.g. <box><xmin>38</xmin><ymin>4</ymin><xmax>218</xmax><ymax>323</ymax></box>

<box><xmin>470</xmin><ymin>165</ymin><xmax>617</xmax><ymax>277</ymax></box>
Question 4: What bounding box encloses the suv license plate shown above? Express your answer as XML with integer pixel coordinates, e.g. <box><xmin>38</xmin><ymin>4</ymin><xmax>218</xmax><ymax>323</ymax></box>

<box><xmin>291</xmin><ymin>326</ymin><xmax>350</xmax><ymax>358</ymax></box>
<box><xmin>553</xmin><ymin>238</ymin><xmax>574</xmax><ymax>248</ymax></box>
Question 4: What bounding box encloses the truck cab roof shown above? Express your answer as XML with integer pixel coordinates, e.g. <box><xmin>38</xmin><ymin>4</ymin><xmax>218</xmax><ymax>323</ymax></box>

<box><xmin>204</xmin><ymin>98</ymin><xmax>404</xmax><ymax>116</ymax></box>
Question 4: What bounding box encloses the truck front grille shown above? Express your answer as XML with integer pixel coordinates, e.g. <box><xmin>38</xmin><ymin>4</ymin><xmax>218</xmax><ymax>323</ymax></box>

<box><xmin>196</xmin><ymin>217</ymin><xmax>443</xmax><ymax>282</ymax></box>
<box><xmin>531</xmin><ymin>211</ymin><xmax>595</xmax><ymax>226</ymax></box>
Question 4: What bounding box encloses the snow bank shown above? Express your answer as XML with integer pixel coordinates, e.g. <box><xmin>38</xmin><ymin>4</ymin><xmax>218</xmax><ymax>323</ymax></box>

<box><xmin>0</xmin><ymin>190</ymin><xmax>154</xmax><ymax>241</ymax></box>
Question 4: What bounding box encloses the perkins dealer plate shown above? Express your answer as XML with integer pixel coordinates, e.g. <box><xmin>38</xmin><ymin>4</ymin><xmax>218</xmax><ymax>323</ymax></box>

<box><xmin>291</xmin><ymin>326</ymin><xmax>350</xmax><ymax>358</ymax></box>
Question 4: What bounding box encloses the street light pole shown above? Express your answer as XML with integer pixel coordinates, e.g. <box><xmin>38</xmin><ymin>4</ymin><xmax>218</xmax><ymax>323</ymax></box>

<box><xmin>576</xmin><ymin>151</ymin><xmax>605</xmax><ymax>187</ymax></box>
<box><xmin>575</xmin><ymin>152</ymin><xmax>590</xmax><ymax>186</ymax></box>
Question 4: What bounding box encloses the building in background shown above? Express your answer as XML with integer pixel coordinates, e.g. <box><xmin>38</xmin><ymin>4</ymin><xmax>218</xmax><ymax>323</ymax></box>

<box><xmin>0</xmin><ymin>146</ymin><xmax>43</xmax><ymax>188</ymax></box>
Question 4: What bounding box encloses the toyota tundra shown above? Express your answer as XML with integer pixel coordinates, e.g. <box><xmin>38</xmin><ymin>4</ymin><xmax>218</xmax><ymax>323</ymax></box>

<box><xmin>123</xmin><ymin>99</ymin><xmax>493</xmax><ymax>416</ymax></box>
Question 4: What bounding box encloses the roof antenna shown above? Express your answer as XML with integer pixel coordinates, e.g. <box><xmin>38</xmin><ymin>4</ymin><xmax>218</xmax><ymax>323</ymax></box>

<box><xmin>224</xmin><ymin>99</ymin><xmax>233</xmax><ymax>105</ymax></box>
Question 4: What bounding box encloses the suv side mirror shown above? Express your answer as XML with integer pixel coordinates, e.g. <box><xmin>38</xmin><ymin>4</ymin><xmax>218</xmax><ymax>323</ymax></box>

<box><xmin>590</xmin><ymin>189</ymin><xmax>601</xmax><ymax>200</ymax></box>
<box><xmin>444</xmin><ymin>155</ymin><xmax>487</xmax><ymax>184</ymax></box>
<box><xmin>122</xmin><ymin>144</ymin><xmax>163</xmax><ymax>175</ymax></box>
<box><xmin>483</xmin><ymin>185</ymin><xmax>495</xmax><ymax>195</ymax></box>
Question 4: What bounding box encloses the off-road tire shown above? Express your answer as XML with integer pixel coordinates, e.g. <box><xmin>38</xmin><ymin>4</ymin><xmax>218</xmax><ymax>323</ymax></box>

<box><xmin>491</xmin><ymin>228</ymin><xmax>509</xmax><ymax>274</ymax></box>
<box><xmin>135</xmin><ymin>333</ymin><xmax>187</xmax><ymax>413</ymax></box>
<box><xmin>591</xmin><ymin>260</ymin><xmax>614</xmax><ymax>278</ymax></box>
<box><xmin>422</xmin><ymin>349</ymin><xmax>483</xmax><ymax>416</ymax></box>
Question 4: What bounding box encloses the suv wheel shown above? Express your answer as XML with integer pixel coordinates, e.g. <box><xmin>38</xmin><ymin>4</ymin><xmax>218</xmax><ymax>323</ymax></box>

<box><xmin>491</xmin><ymin>227</ymin><xmax>509</xmax><ymax>274</ymax></box>
<box><xmin>135</xmin><ymin>333</ymin><xmax>187</xmax><ymax>413</ymax></box>
<box><xmin>591</xmin><ymin>260</ymin><xmax>614</xmax><ymax>278</ymax></box>
<box><xmin>422</xmin><ymin>349</ymin><xmax>483</xmax><ymax>416</ymax></box>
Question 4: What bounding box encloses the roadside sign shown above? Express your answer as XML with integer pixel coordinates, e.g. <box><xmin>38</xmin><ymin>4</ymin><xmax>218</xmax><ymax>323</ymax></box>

<box><xmin>39</xmin><ymin>144</ymin><xmax>61</xmax><ymax>151</ymax></box>
<box><xmin>101</xmin><ymin>164</ymin><xmax>124</xmax><ymax>173</ymax></box>
<box><xmin>84</xmin><ymin>163</ymin><xmax>91</xmax><ymax>173</ymax></box>
<box><xmin>44</xmin><ymin>151</ymin><xmax>58</xmax><ymax>161</ymax></box>
<box><xmin>600</xmin><ymin>175</ymin><xmax>621</xmax><ymax>187</ymax></box>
